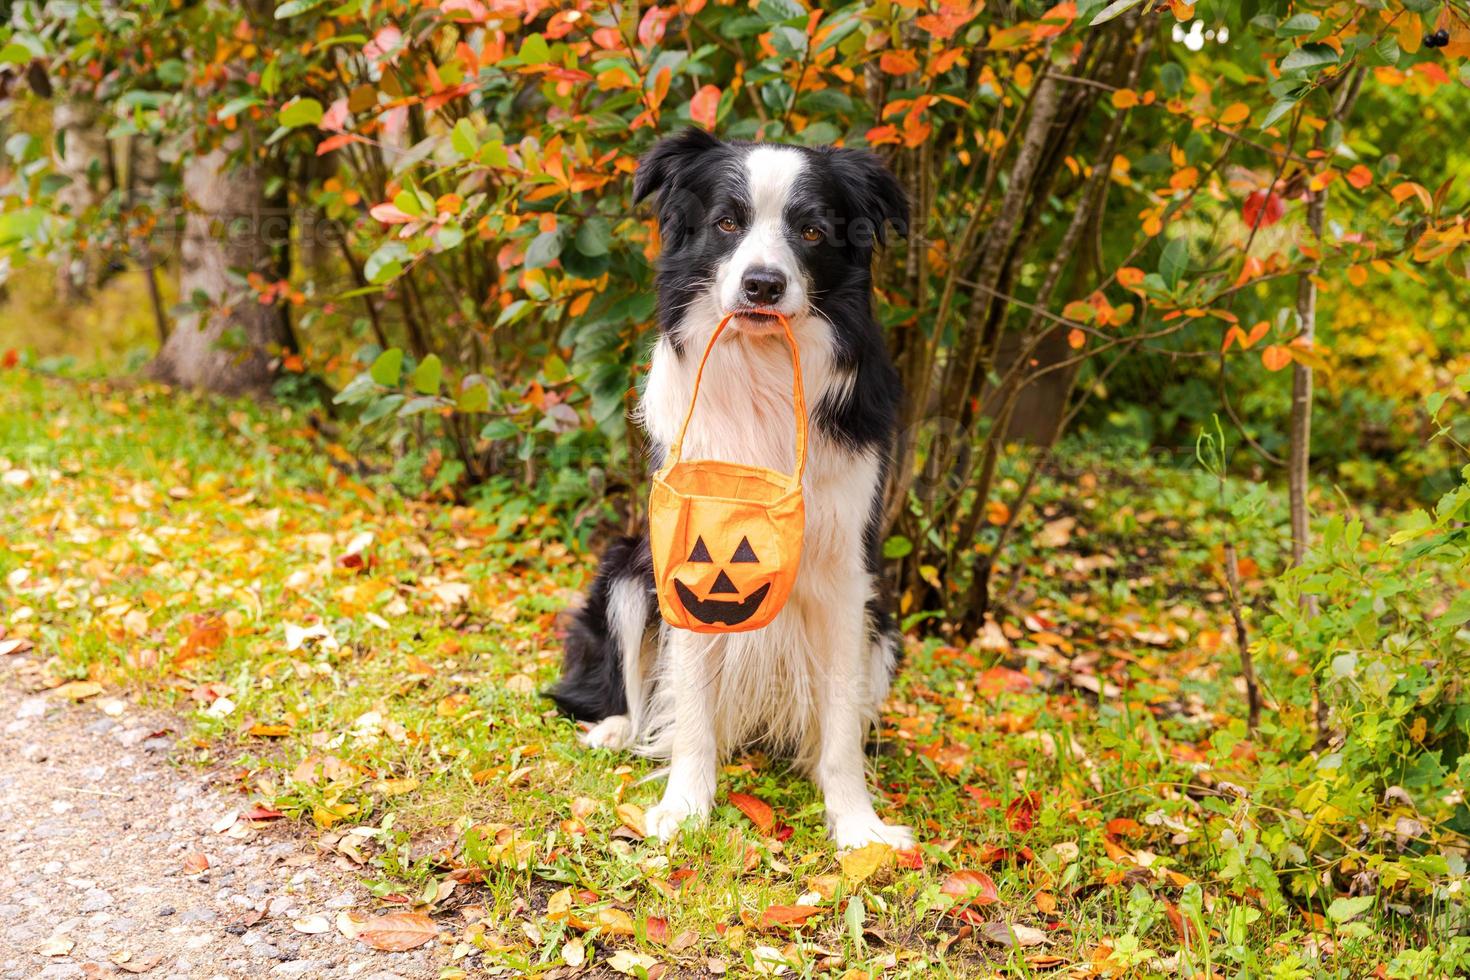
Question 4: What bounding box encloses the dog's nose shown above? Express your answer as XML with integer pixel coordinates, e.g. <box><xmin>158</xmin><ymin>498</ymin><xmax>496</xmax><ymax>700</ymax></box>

<box><xmin>741</xmin><ymin>267</ymin><xmax>786</xmax><ymax>307</ymax></box>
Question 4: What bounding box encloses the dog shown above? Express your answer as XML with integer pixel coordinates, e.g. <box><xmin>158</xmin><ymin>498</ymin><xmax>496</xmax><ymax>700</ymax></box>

<box><xmin>549</xmin><ymin>128</ymin><xmax>911</xmax><ymax>850</ymax></box>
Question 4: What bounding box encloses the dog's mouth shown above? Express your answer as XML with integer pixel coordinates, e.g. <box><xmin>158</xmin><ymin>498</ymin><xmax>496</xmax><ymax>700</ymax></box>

<box><xmin>728</xmin><ymin>309</ymin><xmax>787</xmax><ymax>334</ymax></box>
<box><xmin>673</xmin><ymin>580</ymin><xmax>771</xmax><ymax>627</ymax></box>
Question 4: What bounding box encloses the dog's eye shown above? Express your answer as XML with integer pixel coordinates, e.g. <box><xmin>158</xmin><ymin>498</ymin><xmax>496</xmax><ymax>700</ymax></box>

<box><xmin>801</xmin><ymin>225</ymin><xmax>823</xmax><ymax>243</ymax></box>
<box><xmin>716</xmin><ymin>216</ymin><xmax>740</xmax><ymax>233</ymax></box>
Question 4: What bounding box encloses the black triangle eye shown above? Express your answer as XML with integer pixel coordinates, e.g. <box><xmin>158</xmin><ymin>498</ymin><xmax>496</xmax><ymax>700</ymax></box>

<box><xmin>688</xmin><ymin>537</ymin><xmax>712</xmax><ymax>562</ymax></box>
<box><xmin>730</xmin><ymin>537</ymin><xmax>758</xmax><ymax>563</ymax></box>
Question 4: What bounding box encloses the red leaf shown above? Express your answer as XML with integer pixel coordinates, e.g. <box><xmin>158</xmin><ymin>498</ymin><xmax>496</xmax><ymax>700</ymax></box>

<box><xmin>1242</xmin><ymin>189</ymin><xmax>1284</xmax><ymax>228</ymax></box>
<box><xmin>759</xmin><ymin>905</ymin><xmax>823</xmax><ymax>928</ymax></box>
<box><xmin>941</xmin><ymin>870</ymin><xmax>999</xmax><ymax>908</ymax></box>
<box><xmin>317</xmin><ymin>133</ymin><xmax>366</xmax><ymax>156</ymax></box>
<box><xmin>243</xmin><ymin>805</ymin><xmax>285</xmax><ymax>821</ymax></box>
<box><xmin>637</xmin><ymin>5</ymin><xmax>672</xmax><ymax>47</ymax></box>
<box><xmin>728</xmin><ymin>792</ymin><xmax>775</xmax><ymax>834</ymax></box>
<box><xmin>645</xmin><ymin>916</ymin><xmax>670</xmax><ymax>944</ymax></box>
<box><xmin>976</xmin><ymin>666</ymin><xmax>1032</xmax><ymax>696</ymax></box>
<box><xmin>896</xmin><ymin>847</ymin><xmax>924</xmax><ymax>870</ymax></box>
<box><xmin>690</xmin><ymin>84</ymin><xmax>721</xmax><ymax>130</ymax></box>
<box><xmin>1006</xmin><ymin>791</ymin><xmax>1040</xmax><ymax>833</ymax></box>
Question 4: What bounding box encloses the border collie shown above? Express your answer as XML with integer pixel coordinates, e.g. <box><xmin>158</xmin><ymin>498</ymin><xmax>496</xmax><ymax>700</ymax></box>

<box><xmin>549</xmin><ymin>128</ymin><xmax>911</xmax><ymax>849</ymax></box>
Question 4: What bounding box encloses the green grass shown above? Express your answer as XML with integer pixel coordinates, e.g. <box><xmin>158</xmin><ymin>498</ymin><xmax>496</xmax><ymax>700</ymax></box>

<box><xmin>0</xmin><ymin>368</ymin><xmax>1462</xmax><ymax>979</ymax></box>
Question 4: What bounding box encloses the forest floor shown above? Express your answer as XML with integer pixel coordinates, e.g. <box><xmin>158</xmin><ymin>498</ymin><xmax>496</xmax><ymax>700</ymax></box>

<box><xmin>0</xmin><ymin>369</ymin><xmax>1426</xmax><ymax>979</ymax></box>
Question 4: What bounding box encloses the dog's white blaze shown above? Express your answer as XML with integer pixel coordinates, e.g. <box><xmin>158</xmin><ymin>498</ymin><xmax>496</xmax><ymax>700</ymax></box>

<box><xmin>717</xmin><ymin>146</ymin><xmax>808</xmax><ymax>318</ymax></box>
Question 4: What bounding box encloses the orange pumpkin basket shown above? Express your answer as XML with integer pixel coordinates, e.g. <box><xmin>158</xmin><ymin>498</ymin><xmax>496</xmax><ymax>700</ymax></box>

<box><xmin>649</xmin><ymin>312</ymin><xmax>806</xmax><ymax>633</ymax></box>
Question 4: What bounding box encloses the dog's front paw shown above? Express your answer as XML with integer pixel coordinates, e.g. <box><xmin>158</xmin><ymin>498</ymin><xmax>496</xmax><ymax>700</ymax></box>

<box><xmin>829</xmin><ymin>813</ymin><xmax>915</xmax><ymax>852</ymax></box>
<box><xmin>643</xmin><ymin>798</ymin><xmax>708</xmax><ymax>842</ymax></box>
<box><xmin>580</xmin><ymin>715</ymin><xmax>632</xmax><ymax>750</ymax></box>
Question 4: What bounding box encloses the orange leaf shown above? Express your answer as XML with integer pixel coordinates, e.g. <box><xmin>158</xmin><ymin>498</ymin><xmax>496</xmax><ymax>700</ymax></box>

<box><xmin>1261</xmin><ymin>344</ymin><xmax>1292</xmax><ymax>371</ymax></box>
<box><xmin>729</xmin><ymin>792</ymin><xmax>775</xmax><ymax>834</ymax></box>
<box><xmin>1391</xmin><ymin>181</ymin><xmax>1432</xmax><ymax>210</ymax></box>
<box><xmin>354</xmin><ymin>912</ymin><xmax>439</xmax><ymax>951</ymax></box>
<box><xmin>1345</xmin><ymin>164</ymin><xmax>1373</xmax><ymax>190</ymax></box>
<box><xmin>183</xmin><ymin>852</ymin><xmax>211</xmax><ymax>874</ymax></box>
<box><xmin>941</xmin><ymin>870</ymin><xmax>999</xmax><ymax>908</ymax></box>
<box><xmin>1347</xmin><ymin>264</ymin><xmax>1368</xmax><ymax>286</ymax></box>
<box><xmin>1116</xmin><ymin>266</ymin><xmax>1146</xmax><ymax>289</ymax></box>
<box><xmin>759</xmin><ymin>905</ymin><xmax>824</xmax><ymax>928</ymax></box>
<box><xmin>1246</xmin><ymin>320</ymin><xmax>1270</xmax><ymax>346</ymax></box>
<box><xmin>1219</xmin><ymin>102</ymin><xmax>1250</xmax><ymax>126</ymax></box>
<box><xmin>690</xmin><ymin>84</ymin><xmax>721</xmax><ymax>130</ymax></box>
<box><xmin>1067</xmin><ymin>328</ymin><xmax>1086</xmax><ymax>349</ymax></box>
<box><xmin>880</xmin><ymin>49</ymin><xmax>920</xmax><ymax>75</ymax></box>
<box><xmin>1111</xmin><ymin>89</ymin><xmax>1139</xmax><ymax>109</ymax></box>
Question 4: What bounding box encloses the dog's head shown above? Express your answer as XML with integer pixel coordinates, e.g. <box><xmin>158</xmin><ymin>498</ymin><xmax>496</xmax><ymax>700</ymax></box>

<box><xmin>634</xmin><ymin>129</ymin><xmax>907</xmax><ymax>338</ymax></box>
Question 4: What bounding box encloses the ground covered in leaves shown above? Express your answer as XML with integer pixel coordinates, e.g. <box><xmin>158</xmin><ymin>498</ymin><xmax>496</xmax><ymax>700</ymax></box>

<box><xmin>0</xmin><ymin>371</ymin><xmax>1440</xmax><ymax>978</ymax></box>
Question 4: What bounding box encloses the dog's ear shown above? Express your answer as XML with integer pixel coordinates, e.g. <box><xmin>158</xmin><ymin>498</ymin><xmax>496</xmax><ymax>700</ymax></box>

<box><xmin>825</xmin><ymin>147</ymin><xmax>909</xmax><ymax>250</ymax></box>
<box><xmin>633</xmin><ymin>127</ymin><xmax>723</xmax><ymax>204</ymax></box>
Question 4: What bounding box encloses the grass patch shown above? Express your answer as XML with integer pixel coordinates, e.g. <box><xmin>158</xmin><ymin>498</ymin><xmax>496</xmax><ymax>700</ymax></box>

<box><xmin>0</xmin><ymin>369</ymin><xmax>1463</xmax><ymax>979</ymax></box>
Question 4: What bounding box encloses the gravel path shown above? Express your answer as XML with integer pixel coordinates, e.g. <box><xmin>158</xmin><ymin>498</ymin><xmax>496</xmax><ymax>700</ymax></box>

<box><xmin>0</xmin><ymin>672</ymin><xmax>449</xmax><ymax>980</ymax></box>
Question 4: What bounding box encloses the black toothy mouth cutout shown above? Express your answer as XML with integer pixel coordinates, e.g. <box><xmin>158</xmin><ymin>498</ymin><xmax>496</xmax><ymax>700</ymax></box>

<box><xmin>673</xmin><ymin>580</ymin><xmax>771</xmax><ymax>627</ymax></box>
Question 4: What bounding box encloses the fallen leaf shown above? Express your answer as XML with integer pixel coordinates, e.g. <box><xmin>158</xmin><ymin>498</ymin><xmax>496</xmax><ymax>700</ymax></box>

<box><xmin>115</xmin><ymin>954</ymin><xmax>165</xmax><ymax>974</ymax></box>
<box><xmin>840</xmin><ymin>841</ymin><xmax>894</xmax><ymax>883</ymax></box>
<box><xmin>597</xmin><ymin>907</ymin><xmax>636</xmax><ymax>936</ymax></box>
<box><xmin>182</xmin><ymin>852</ymin><xmax>210</xmax><ymax>874</ymax></box>
<box><xmin>615</xmin><ymin>802</ymin><xmax>646</xmax><ymax>838</ymax></box>
<box><xmin>979</xmin><ymin>921</ymin><xmax>1050</xmax><ymax>947</ymax></box>
<box><xmin>293</xmin><ymin>914</ymin><xmax>331</xmax><ymax>934</ymax></box>
<box><xmin>608</xmin><ymin>950</ymin><xmax>659</xmax><ymax>975</ymax></box>
<box><xmin>729</xmin><ymin>792</ymin><xmax>775</xmax><ymax>834</ymax></box>
<box><xmin>53</xmin><ymin>680</ymin><xmax>102</xmax><ymax>700</ymax></box>
<box><xmin>37</xmin><ymin>936</ymin><xmax>75</xmax><ymax>956</ymax></box>
<box><xmin>353</xmin><ymin>911</ymin><xmax>439</xmax><ymax>951</ymax></box>
<box><xmin>759</xmin><ymin>905</ymin><xmax>823</xmax><ymax>929</ymax></box>
<box><xmin>942</xmin><ymin>870</ymin><xmax>999</xmax><ymax>908</ymax></box>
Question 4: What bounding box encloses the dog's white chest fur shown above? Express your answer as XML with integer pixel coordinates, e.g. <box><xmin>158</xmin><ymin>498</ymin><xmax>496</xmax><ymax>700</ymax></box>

<box><xmin>636</xmin><ymin>309</ymin><xmax>890</xmax><ymax>760</ymax></box>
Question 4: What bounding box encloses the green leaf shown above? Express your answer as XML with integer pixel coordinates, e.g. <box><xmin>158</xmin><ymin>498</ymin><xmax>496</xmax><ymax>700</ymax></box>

<box><xmin>0</xmin><ymin>43</ymin><xmax>30</xmax><ymax>66</ymax></box>
<box><xmin>1327</xmin><ymin>895</ymin><xmax>1374</xmax><ymax>924</ymax></box>
<box><xmin>883</xmin><ymin>536</ymin><xmax>913</xmax><ymax>560</ymax></box>
<box><xmin>218</xmin><ymin>96</ymin><xmax>263</xmax><ymax>121</ymax></box>
<box><xmin>456</xmin><ymin>383</ymin><xmax>490</xmax><ymax>413</ymax></box>
<box><xmin>476</xmin><ymin>140</ymin><xmax>510</xmax><ymax>168</ymax></box>
<box><xmin>370</xmin><ymin>348</ymin><xmax>403</xmax><ymax>387</ymax></box>
<box><xmin>1159</xmin><ymin>237</ymin><xmax>1188</xmax><ymax>291</ymax></box>
<box><xmin>451</xmin><ymin>118</ymin><xmax>477</xmax><ymax>159</ymax></box>
<box><xmin>517</xmin><ymin>33</ymin><xmax>551</xmax><ymax>64</ymax></box>
<box><xmin>279</xmin><ymin>97</ymin><xmax>324</xmax><ymax>129</ymax></box>
<box><xmin>411</xmin><ymin>354</ymin><xmax>443</xmax><ymax>395</ymax></box>
<box><xmin>1275</xmin><ymin>13</ymin><xmax>1319</xmax><ymax>37</ymax></box>
<box><xmin>1279</xmin><ymin>43</ymin><xmax>1339</xmax><ymax>73</ymax></box>
<box><xmin>364</xmin><ymin>242</ymin><xmax>408</xmax><ymax>284</ymax></box>
<box><xmin>1090</xmin><ymin>0</ymin><xmax>1143</xmax><ymax>26</ymax></box>
<box><xmin>1260</xmin><ymin>97</ymin><xmax>1298</xmax><ymax>130</ymax></box>
<box><xmin>525</xmin><ymin>230</ymin><xmax>563</xmax><ymax>270</ymax></box>
<box><xmin>274</xmin><ymin>0</ymin><xmax>331</xmax><ymax>17</ymax></box>
<box><xmin>574</xmin><ymin>218</ymin><xmax>611</xmax><ymax>258</ymax></box>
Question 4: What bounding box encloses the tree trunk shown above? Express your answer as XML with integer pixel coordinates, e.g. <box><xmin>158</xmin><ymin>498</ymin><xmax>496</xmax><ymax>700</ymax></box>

<box><xmin>52</xmin><ymin>101</ymin><xmax>111</xmax><ymax>302</ymax></box>
<box><xmin>148</xmin><ymin>140</ymin><xmax>290</xmax><ymax>396</ymax></box>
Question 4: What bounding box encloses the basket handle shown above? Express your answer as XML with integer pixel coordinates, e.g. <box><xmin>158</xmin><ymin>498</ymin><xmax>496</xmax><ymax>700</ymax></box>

<box><xmin>666</xmin><ymin>311</ymin><xmax>807</xmax><ymax>488</ymax></box>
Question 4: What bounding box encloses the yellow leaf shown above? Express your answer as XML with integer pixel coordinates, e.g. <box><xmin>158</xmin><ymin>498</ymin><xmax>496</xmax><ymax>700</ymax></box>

<box><xmin>841</xmin><ymin>841</ymin><xmax>895</xmax><ymax>884</ymax></box>
<box><xmin>597</xmin><ymin>908</ymin><xmax>636</xmax><ymax>936</ymax></box>
<box><xmin>53</xmin><ymin>680</ymin><xmax>103</xmax><ymax>700</ymax></box>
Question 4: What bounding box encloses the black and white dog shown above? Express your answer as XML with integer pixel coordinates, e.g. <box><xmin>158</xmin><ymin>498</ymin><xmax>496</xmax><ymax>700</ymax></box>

<box><xmin>550</xmin><ymin>129</ymin><xmax>911</xmax><ymax>849</ymax></box>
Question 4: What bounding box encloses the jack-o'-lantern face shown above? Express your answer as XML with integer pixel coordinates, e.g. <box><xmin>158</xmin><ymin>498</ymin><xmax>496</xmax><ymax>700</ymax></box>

<box><xmin>671</xmin><ymin>534</ymin><xmax>772</xmax><ymax>627</ymax></box>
